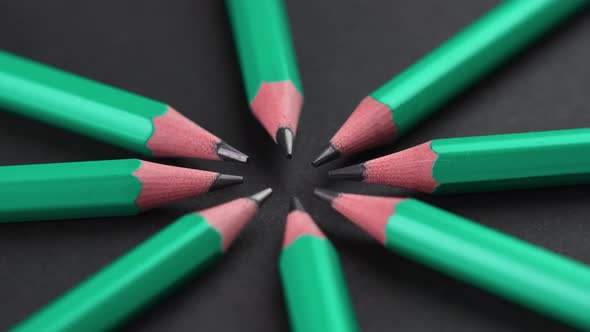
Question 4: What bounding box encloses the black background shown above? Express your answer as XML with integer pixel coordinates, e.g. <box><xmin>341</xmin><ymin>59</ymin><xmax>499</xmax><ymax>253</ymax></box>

<box><xmin>1</xmin><ymin>1</ymin><xmax>589</xmax><ymax>331</ymax></box>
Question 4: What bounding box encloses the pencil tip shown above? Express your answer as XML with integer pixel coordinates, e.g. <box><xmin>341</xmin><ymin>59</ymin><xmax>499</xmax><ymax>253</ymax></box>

<box><xmin>311</xmin><ymin>143</ymin><xmax>340</xmax><ymax>167</ymax></box>
<box><xmin>249</xmin><ymin>188</ymin><xmax>273</xmax><ymax>206</ymax></box>
<box><xmin>210</xmin><ymin>174</ymin><xmax>243</xmax><ymax>191</ymax></box>
<box><xmin>313</xmin><ymin>188</ymin><xmax>339</xmax><ymax>204</ymax></box>
<box><xmin>216</xmin><ymin>141</ymin><xmax>249</xmax><ymax>163</ymax></box>
<box><xmin>328</xmin><ymin>164</ymin><xmax>366</xmax><ymax>181</ymax></box>
<box><xmin>289</xmin><ymin>197</ymin><xmax>306</xmax><ymax>212</ymax></box>
<box><xmin>276</xmin><ymin>128</ymin><xmax>294</xmax><ymax>159</ymax></box>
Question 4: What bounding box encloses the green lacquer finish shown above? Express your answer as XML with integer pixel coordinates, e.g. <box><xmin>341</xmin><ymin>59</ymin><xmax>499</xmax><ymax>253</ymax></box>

<box><xmin>385</xmin><ymin>199</ymin><xmax>590</xmax><ymax>330</ymax></box>
<box><xmin>371</xmin><ymin>0</ymin><xmax>587</xmax><ymax>135</ymax></box>
<box><xmin>0</xmin><ymin>159</ymin><xmax>143</xmax><ymax>222</ymax></box>
<box><xmin>431</xmin><ymin>128</ymin><xmax>590</xmax><ymax>193</ymax></box>
<box><xmin>226</xmin><ymin>0</ymin><xmax>302</xmax><ymax>101</ymax></box>
<box><xmin>11</xmin><ymin>215</ymin><xmax>223</xmax><ymax>332</ymax></box>
<box><xmin>0</xmin><ymin>51</ymin><xmax>167</xmax><ymax>154</ymax></box>
<box><xmin>280</xmin><ymin>237</ymin><xmax>359</xmax><ymax>332</ymax></box>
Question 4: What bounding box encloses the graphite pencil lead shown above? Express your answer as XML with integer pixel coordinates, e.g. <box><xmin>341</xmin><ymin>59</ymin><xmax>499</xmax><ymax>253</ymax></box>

<box><xmin>311</xmin><ymin>143</ymin><xmax>340</xmax><ymax>167</ymax></box>
<box><xmin>216</xmin><ymin>141</ymin><xmax>249</xmax><ymax>163</ymax></box>
<box><xmin>276</xmin><ymin>128</ymin><xmax>294</xmax><ymax>159</ymax></box>
<box><xmin>289</xmin><ymin>197</ymin><xmax>306</xmax><ymax>212</ymax></box>
<box><xmin>249</xmin><ymin>188</ymin><xmax>273</xmax><ymax>206</ymax></box>
<box><xmin>210</xmin><ymin>174</ymin><xmax>244</xmax><ymax>191</ymax></box>
<box><xmin>328</xmin><ymin>164</ymin><xmax>366</xmax><ymax>181</ymax></box>
<box><xmin>313</xmin><ymin>188</ymin><xmax>339</xmax><ymax>204</ymax></box>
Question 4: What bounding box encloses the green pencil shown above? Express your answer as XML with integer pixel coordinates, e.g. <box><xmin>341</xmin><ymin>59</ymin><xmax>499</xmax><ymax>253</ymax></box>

<box><xmin>329</xmin><ymin>128</ymin><xmax>590</xmax><ymax>194</ymax></box>
<box><xmin>312</xmin><ymin>0</ymin><xmax>588</xmax><ymax>167</ymax></box>
<box><xmin>10</xmin><ymin>189</ymin><xmax>272</xmax><ymax>332</ymax></box>
<box><xmin>226</xmin><ymin>0</ymin><xmax>303</xmax><ymax>157</ymax></box>
<box><xmin>0</xmin><ymin>51</ymin><xmax>248</xmax><ymax>162</ymax></box>
<box><xmin>0</xmin><ymin>159</ymin><xmax>243</xmax><ymax>222</ymax></box>
<box><xmin>280</xmin><ymin>198</ymin><xmax>359</xmax><ymax>332</ymax></box>
<box><xmin>315</xmin><ymin>189</ymin><xmax>590</xmax><ymax>330</ymax></box>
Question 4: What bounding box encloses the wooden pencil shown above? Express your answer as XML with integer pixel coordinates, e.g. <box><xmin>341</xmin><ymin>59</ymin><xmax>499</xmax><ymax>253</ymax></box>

<box><xmin>280</xmin><ymin>198</ymin><xmax>359</xmax><ymax>332</ymax></box>
<box><xmin>314</xmin><ymin>189</ymin><xmax>590</xmax><ymax>330</ymax></box>
<box><xmin>329</xmin><ymin>128</ymin><xmax>590</xmax><ymax>194</ymax></box>
<box><xmin>10</xmin><ymin>189</ymin><xmax>272</xmax><ymax>332</ymax></box>
<box><xmin>226</xmin><ymin>0</ymin><xmax>303</xmax><ymax>158</ymax></box>
<box><xmin>311</xmin><ymin>0</ymin><xmax>587</xmax><ymax>167</ymax></box>
<box><xmin>0</xmin><ymin>159</ymin><xmax>243</xmax><ymax>222</ymax></box>
<box><xmin>0</xmin><ymin>51</ymin><xmax>248</xmax><ymax>162</ymax></box>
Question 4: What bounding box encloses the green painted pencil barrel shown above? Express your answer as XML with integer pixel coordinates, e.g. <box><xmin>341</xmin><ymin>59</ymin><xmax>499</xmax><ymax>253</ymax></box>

<box><xmin>386</xmin><ymin>199</ymin><xmax>590</xmax><ymax>330</ymax></box>
<box><xmin>226</xmin><ymin>0</ymin><xmax>302</xmax><ymax>101</ymax></box>
<box><xmin>280</xmin><ymin>237</ymin><xmax>359</xmax><ymax>332</ymax></box>
<box><xmin>0</xmin><ymin>51</ymin><xmax>166</xmax><ymax>155</ymax></box>
<box><xmin>0</xmin><ymin>159</ymin><xmax>144</xmax><ymax>222</ymax></box>
<box><xmin>10</xmin><ymin>214</ymin><xmax>223</xmax><ymax>332</ymax></box>
<box><xmin>431</xmin><ymin>128</ymin><xmax>590</xmax><ymax>193</ymax></box>
<box><xmin>372</xmin><ymin>0</ymin><xmax>588</xmax><ymax>135</ymax></box>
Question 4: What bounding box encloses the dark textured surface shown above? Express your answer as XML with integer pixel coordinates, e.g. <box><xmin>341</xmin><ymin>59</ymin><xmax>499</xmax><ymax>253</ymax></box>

<box><xmin>0</xmin><ymin>1</ymin><xmax>589</xmax><ymax>331</ymax></box>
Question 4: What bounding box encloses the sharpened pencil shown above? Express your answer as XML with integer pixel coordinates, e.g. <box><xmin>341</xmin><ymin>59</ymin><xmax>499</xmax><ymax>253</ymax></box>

<box><xmin>314</xmin><ymin>189</ymin><xmax>590</xmax><ymax>330</ymax></box>
<box><xmin>329</xmin><ymin>128</ymin><xmax>590</xmax><ymax>194</ymax></box>
<box><xmin>0</xmin><ymin>159</ymin><xmax>243</xmax><ymax>222</ymax></box>
<box><xmin>280</xmin><ymin>198</ymin><xmax>359</xmax><ymax>332</ymax></box>
<box><xmin>311</xmin><ymin>0</ymin><xmax>587</xmax><ymax>167</ymax></box>
<box><xmin>0</xmin><ymin>51</ymin><xmax>248</xmax><ymax>162</ymax></box>
<box><xmin>226</xmin><ymin>0</ymin><xmax>303</xmax><ymax>158</ymax></box>
<box><xmin>10</xmin><ymin>189</ymin><xmax>272</xmax><ymax>332</ymax></box>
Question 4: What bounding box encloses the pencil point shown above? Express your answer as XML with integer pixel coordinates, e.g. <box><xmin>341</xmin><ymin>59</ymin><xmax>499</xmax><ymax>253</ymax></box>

<box><xmin>311</xmin><ymin>143</ymin><xmax>340</xmax><ymax>167</ymax></box>
<box><xmin>210</xmin><ymin>174</ymin><xmax>243</xmax><ymax>191</ymax></box>
<box><xmin>283</xmin><ymin>200</ymin><xmax>325</xmax><ymax>248</ymax></box>
<box><xmin>249</xmin><ymin>188</ymin><xmax>273</xmax><ymax>206</ymax></box>
<box><xmin>328</xmin><ymin>164</ymin><xmax>366</xmax><ymax>181</ymax></box>
<box><xmin>313</xmin><ymin>188</ymin><xmax>339</xmax><ymax>204</ymax></box>
<box><xmin>216</xmin><ymin>141</ymin><xmax>249</xmax><ymax>163</ymax></box>
<box><xmin>276</xmin><ymin>128</ymin><xmax>294</xmax><ymax>159</ymax></box>
<box><xmin>289</xmin><ymin>197</ymin><xmax>306</xmax><ymax>212</ymax></box>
